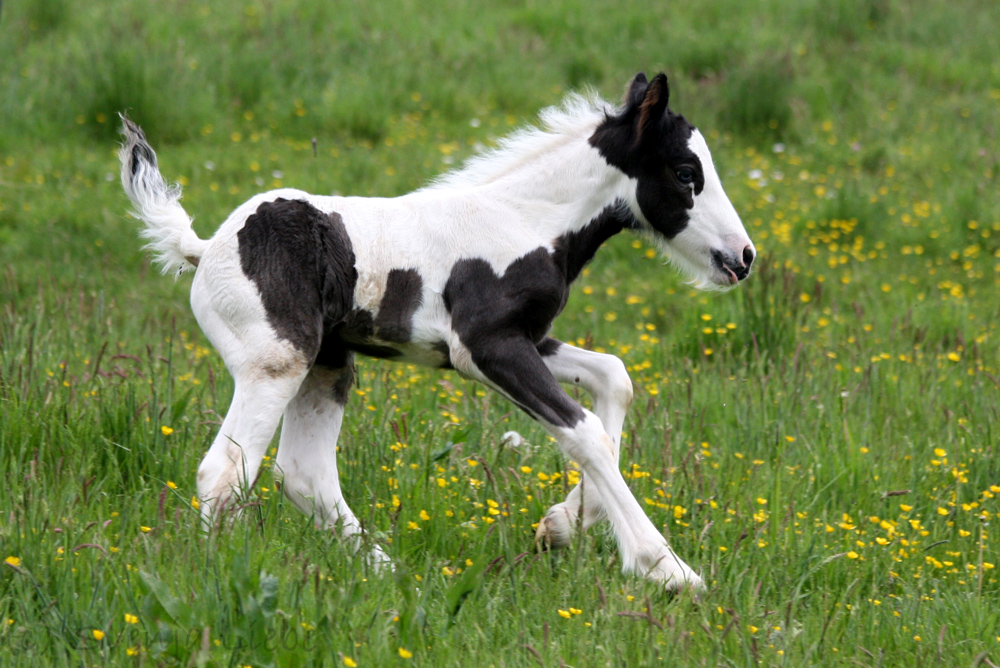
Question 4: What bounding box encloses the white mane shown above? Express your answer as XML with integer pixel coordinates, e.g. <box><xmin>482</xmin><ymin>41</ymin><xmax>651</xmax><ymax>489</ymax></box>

<box><xmin>428</xmin><ymin>91</ymin><xmax>615</xmax><ymax>190</ymax></box>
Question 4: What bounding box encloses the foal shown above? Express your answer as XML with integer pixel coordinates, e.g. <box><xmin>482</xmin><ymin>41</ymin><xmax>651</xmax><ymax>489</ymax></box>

<box><xmin>120</xmin><ymin>73</ymin><xmax>754</xmax><ymax>590</ymax></box>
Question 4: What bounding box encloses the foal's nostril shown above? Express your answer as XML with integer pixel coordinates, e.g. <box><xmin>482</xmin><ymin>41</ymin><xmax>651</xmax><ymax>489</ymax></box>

<box><xmin>742</xmin><ymin>245</ymin><xmax>755</xmax><ymax>269</ymax></box>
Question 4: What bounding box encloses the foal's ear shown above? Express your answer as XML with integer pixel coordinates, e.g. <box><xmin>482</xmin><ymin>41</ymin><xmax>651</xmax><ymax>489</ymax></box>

<box><xmin>625</xmin><ymin>72</ymin><xmax>649</xmax><ymax>108</ymax></box>
<box><xmin>590</xmin><ymin>72</ymin><xmax>671</xmax><ymax>174</ymax></box>
<box><xmin>635</xmin><ymin>73</ymin><xmax>670</xmax><ymax>144</ymax></box>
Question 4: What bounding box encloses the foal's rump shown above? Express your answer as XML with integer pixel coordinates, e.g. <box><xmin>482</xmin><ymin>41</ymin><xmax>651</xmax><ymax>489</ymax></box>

<box><xmin>233</xmin><ymin>198</ymin><xmax>358</xmax><ymax>365</ymax></box>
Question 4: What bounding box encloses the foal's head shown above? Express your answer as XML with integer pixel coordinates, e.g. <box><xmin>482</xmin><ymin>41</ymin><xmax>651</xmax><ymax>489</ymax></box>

<box><xmin>591</xmin><ymin>73</ymin><xmax>755</xmax><ymax>289</ymax></box>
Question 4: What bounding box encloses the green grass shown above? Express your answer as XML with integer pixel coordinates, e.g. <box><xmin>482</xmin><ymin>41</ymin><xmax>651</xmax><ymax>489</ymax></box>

<box><xmin>2</xmin><ymin>0</ymin><xmax>1000</xmax><ymax>666</ymax></box>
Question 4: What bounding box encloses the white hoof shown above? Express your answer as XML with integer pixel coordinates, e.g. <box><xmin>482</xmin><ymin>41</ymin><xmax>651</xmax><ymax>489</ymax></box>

<box><xmin>364</xmin><ymin>543</ymin><xmax>393</xmax><ymax>572</ymax></box>
<box><xmin>641</xmin><ymin>548</ymin><xmax>704</xmax><ymax>592</ymax></box>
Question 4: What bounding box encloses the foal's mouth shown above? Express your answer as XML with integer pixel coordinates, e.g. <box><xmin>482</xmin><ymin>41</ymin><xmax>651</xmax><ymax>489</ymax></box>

<box><xmin>711</xmin><ymin>248</ymin><xmax>754</xmax><ymax>286</ymax></box>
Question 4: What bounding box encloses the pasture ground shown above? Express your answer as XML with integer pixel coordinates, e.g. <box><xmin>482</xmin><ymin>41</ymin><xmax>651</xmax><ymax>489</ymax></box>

<box><xmin>2</xmin><ymin>1</ymin><xmax>999</xmax><ymax>666</ymax></box>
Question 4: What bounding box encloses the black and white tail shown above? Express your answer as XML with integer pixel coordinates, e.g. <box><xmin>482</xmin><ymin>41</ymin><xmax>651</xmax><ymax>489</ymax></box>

<box><xmin>119</xmin><ymin>115</ymin><xmax>207</xmax><ymax>275</ymax></box>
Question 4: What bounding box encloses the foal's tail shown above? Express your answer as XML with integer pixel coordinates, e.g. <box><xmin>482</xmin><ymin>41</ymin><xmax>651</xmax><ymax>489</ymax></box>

<box><xmin>119</xmin><ymin>114</ymin><xmax>207</xmax><ymax>275</ymax></box>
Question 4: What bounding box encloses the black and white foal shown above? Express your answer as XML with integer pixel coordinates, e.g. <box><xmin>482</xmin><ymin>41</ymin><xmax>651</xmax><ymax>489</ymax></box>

<box><xmin>120</xmin><ymin>73</ymin><xmax>754</xmax><ymax>590</ymax></box>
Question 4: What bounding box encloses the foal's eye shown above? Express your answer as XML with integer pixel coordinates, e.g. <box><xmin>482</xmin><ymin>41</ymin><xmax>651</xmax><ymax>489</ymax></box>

<box><xmin>676</xmin><ymin>167</ymin><xmax>695</xmax><ymax>185</ymax></box>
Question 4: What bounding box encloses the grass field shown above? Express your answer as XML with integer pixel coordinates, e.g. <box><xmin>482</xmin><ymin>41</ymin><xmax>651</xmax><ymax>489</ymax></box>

<box><xmin>2</xmin><ymin>0</ymin><xmax>1000</xmax><ymax>666</ymax></box>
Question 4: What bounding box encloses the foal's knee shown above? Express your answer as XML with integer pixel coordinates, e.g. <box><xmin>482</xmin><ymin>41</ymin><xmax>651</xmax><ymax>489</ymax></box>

<box><xmin>603</xmin><ymin>355</ymin><xmax>634</xmax><ymax>409</ymax></box>
<box><xmin>560</xmin><ymin>413</ymin><xmax>617</xmax><ymax>469</ymax></box>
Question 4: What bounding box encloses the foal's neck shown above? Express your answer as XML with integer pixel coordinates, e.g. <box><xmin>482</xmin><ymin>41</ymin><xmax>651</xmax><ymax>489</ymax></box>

<box><xmin>469</xmin><ymin>132</ymin><xmax>635</xmax><ymax>285</ymax></box>
<box><xmin>485</xmin><ymin>132</ymin><xmax>633</xmax><ymax>234</ymax></box>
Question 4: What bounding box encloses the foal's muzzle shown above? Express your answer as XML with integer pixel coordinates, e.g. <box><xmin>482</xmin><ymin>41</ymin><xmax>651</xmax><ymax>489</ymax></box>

<box><xmin>712</xmin><ymin>245</ymin><xmax>755</xmax><ymax>285</ymax></box>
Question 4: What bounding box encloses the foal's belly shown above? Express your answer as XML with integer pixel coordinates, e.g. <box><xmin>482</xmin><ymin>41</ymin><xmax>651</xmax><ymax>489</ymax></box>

<box><xmin>327</xmin><ymin>289</ymin><xmax>454</xmax><ymax>369</ymax></box>
<box><xmin>338</xmin><ymin>334</ymin><xmax>453</xmax><ymax>369</ymax></box>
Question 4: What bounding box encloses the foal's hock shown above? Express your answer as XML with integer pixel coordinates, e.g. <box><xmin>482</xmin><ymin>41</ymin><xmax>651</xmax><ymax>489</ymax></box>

<box><xmin>120</xmin><ymin>72</ymin><xmax>754</xmax><ymax>590</ymax></box>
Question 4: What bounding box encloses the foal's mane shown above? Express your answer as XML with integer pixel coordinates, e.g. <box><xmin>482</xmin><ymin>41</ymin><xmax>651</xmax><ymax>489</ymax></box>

<box><xmin>427</xmin><ymin>91</ymin><xmax>614</xmax><ymax>190</ymax></box>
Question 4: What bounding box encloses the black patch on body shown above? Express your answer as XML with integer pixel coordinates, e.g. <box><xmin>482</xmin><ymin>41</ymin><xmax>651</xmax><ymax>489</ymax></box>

<box><xmin>238</xmin><ymin>198</ymin><xmax>357</xmax><ymax>363</ymax></box>
<box><xmin>588</xmin><ymin>72</ymin><xmax>703</xmax><ymax>240</ymax></box>
<box><xmin>442</xmin><ymin>205</ymin><xmax>631</xmax><ymax>428</ymax></box>
<box><xmin>332</xmin><ymin>309</ymin><xmax>404</xmax><ymax>360</ymax></box>
<box><xmin>374</xmin><ymin>269</ymin><xmax>423</xmax><ymax>343</ymax></box>
<box><xmin>445</xmin><ymin>250</ymin><xmax>565</xmax><ymax>347</ymax></box>
<box><xmin>238</xmin><ymin>199</ymin><xmax>436</xmax><ymax>382</ymax></box>
<box><xmin>237</xmin><ymin>198</ymin><xmax>360</xmax><ymax>400</ymax></box>
<box><xmin>552</xmin><ymin>202</ymin><xmax>634</xmax><ymax>283</ymax></box>
<box><xmin>326</xmin><ymin>268</ymin><xmax>424</xmax><ymax>361</ymax></box>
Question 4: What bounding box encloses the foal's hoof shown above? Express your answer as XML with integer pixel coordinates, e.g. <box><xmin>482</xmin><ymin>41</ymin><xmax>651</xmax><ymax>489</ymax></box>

<box><xmin>366</xmin><ymin>544</ymin><xmax>394</xmax><ymax>573</ymax></box>
<box><xmin>661</xmin><ymin>571</ymin><xmax>705</xmax><ymax>594</ymax></box>
<box><xmin>534</xmin><ymin>506</ymin><xmax>574</xmax><ymax>551</ymax></box>
<box><xmin>645</xmin><ymin>554</ymin><xmax>705</xmax><ymax>593</ymax></box>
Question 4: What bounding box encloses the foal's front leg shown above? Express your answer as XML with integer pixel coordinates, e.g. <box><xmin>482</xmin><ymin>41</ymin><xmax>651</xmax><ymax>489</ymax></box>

<box><xmin>455</xmin><ymin>336</ymin><xmax>702</xmax><ymax>590</ymax></box>
<box><xmin>535</xmin><ymin>339</ymin><xmax>633</xmax><ymax>548</ymax></box>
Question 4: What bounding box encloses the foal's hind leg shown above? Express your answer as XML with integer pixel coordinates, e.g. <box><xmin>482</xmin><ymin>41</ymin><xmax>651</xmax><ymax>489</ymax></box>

<box><xmin>534</xmin><ymin>340</ymin><xmax>633</xmax><ymax>548</ymax></box>
<box><xmin>190</xmin><ymin>266</ymin><xmax>312</xmax><ymax>522</ymax></box>
<box><xmin>275</xmin><ymin>363</ymin><xmax>389</xmax><ymax>566</ymax></box>
<box><xmin>196</xmin><ymin>360</ymin><xmax>309</xmax><ymax>522</ymax></box>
